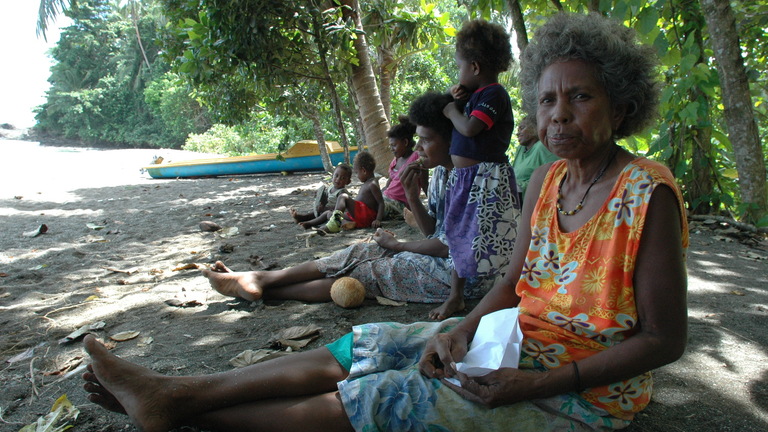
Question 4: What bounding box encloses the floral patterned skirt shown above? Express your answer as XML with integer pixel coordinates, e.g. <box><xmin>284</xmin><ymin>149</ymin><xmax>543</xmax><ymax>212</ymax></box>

<box><xmin>315</xmin><ymin>243</ymin><xmax>493</xmax><ymax>303</ymax></box>
<box><xmin>337</xmin><ymin>320</ymin><xmax>629</xmax><ymax>432</ymax></box>
<box><xmin>444</xmin><ymin>162</ymin><xmax>519</xmax><ymax>278</ymax></box>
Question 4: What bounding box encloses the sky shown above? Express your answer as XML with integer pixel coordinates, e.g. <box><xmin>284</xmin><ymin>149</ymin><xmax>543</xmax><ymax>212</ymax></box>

<box><xmin>0</xmin><ymin>2</ymin><xmax>68</xmax><ymax>128</ymax></box>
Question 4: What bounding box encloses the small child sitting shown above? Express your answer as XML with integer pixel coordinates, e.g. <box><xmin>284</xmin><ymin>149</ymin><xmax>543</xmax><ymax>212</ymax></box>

<box><xmin>381</xmin><ymin>116</ymin><xmax>429</xmax><ymax>219</ymax></box>
<box><xmin>290</xmin><ymin>163</ymin><xmax>352</xmax><ymax>224</ymax></box>
<box><xmin>299</xmin><ymin>151</ymin><xmax>384</xmax><ymax>232</ymax></box>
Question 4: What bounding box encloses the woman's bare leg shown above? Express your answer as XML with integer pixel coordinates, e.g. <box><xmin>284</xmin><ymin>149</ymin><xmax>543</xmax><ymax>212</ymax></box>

<box><xmin>195</xmin><ymin>392</ymin><xmax>353</xmax><ymax>432</ymax></box>
<box><xmin>82</xmin><ymin>335</ymin><xmax>349</xmax><ymax>432</ymax></box>
<box><xmin>202</xmin><ymin>260</ymin><xmax>328</xmax><ymax>301</ymax></box>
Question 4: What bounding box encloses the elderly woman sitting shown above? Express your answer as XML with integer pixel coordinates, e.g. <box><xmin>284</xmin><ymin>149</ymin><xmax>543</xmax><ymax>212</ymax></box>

<box><xmin>81</xmin><ymin>13</ymin><xmax>687</xmax><ymax>431</ymax></box>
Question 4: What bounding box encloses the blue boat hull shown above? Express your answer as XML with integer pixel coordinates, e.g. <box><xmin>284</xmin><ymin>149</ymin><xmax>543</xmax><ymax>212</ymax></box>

<box><xmin>145</xmin><ymin>147</ymin><xmax>358</xmax><ymax>179</ymax></box>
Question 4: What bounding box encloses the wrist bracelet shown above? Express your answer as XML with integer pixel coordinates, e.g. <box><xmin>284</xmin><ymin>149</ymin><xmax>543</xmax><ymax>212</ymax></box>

<box><xmin>572</xmin><ymin>361</ymin><xmax>582</xmax><ymax>392</ymax></box>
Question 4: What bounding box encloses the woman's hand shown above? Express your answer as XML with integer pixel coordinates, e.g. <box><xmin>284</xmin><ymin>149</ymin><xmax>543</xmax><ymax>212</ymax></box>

<box><xmin>370</xmin><ymin>220</ymin><xmax>382</xmax><ymax>229</ymax></box>
<box><xmin>400</xmin><ymin>163</ymin><xmax>424</xmax><ymax>202</ymax></box>
<box><xmin>418</xmin><ymin>331</ymin><xmax>470</xmax><ymax>379</ymax></box>
<box><xmin>441</xmin><ymin>368</ymin><xmax>543</xmax><ymax>408</ymax></box>
<box><xmin>372</xmin><ymin>228</ymin><xmax>397</xmax><ymax>250</ymax></box>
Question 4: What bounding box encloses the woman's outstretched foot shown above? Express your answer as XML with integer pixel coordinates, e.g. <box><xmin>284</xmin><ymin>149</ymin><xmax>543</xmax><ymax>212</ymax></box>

<box><xmin>83</xmin><ymin>364</ymin><xmax>127</xmax><ymax>414</ymax></box>
<box><xmin>201</xmin><ymin>261</ymin><xmax>262</xmax><ymax>301</ymax></box>
<box><xmin>83</xmin><ymin>335</ymin><xmax>183</xmax><ymax>432</ymax></box>
<box><xmin>428</xmin><ymin>297</ymin><xmax>465</xmax><ymax>320</ymax></box>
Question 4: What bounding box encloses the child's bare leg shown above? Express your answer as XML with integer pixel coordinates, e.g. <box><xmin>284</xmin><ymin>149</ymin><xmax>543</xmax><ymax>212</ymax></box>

<box><xmin>300</xmin><ymin>210</ymin><xmax>331</xmax><ymax>229</ymax></box>
<box><xmin>82</xmin><ymin>335</ymin><xmax>349</xmax><ymax>432</ymax></box>
<box><xmin>335</xmin><ymin>194</ymin><xmax>353</xmax><ymax>214</ymax></box>
<box><xmin>428</xmin><ymin>270</ymin><xmax>466</xmax><ymax>320</ymax></box>
<box><xmin>290</xmin><ymin>208</ymin><xmax>314</xmax><ymax>223</ymax></box>
<box><xmin>202</xmin><ymin>261</ymin><xmax>328</xmax><ymax>301</ymax></box>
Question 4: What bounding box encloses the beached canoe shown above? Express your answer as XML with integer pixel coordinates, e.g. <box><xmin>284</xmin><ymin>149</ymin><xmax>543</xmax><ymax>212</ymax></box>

<box><xmin>143</xmin><ymin>140</ymin><xmax>358</xmax><ymax>179</ymax></box>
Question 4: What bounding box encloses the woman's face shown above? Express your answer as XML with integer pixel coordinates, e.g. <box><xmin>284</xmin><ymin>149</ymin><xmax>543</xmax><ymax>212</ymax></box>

<box><xmin>389</xmin><ymin>137</ymin><xmax>410</xmax><ymax>158</ymax></box>
<box><xmin>414</xmin><ymin>125</ymin><xmax>450</xmax><ymax>169</ymax></box>
<box><xmin>516</xmin><ymin>123</ymin><xmax>537</xmax><ymax>147</ymax></box>
<box><xmin>536</xmin><ymin>59</ymin><xmax>624</xmax><ymax>160</ymax></box>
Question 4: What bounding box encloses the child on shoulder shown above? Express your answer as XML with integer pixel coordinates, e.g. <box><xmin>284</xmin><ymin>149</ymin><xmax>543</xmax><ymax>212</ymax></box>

<box><xmin>381</xmin><ymin>116</ymin><xmax>429</xmax><ymax>219</ymax></box>
<box><xmin>290</xmin><ymin>163</ymin><xmax>352</xmax><ymax>224</ymax></box>
<box><xmin>299</xmin><ymin>151</ymin><xmax>384</xmax><ymax>232</ymax></box>
<box><xmin>435</xmin><ymin>19</ymin><xmax>521</xmax><ymax>320</ymax></box>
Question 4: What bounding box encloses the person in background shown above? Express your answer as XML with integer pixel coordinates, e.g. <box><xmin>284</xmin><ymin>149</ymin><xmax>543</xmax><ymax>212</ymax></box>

<box><xmin>381</xmin><ymin>115</ymin><xmax>429</xmax><ymax>219</ymax></box>
<box><xmin>511</xmin><ymin>115</ymin><xmax>559</xmax><ymax>201</ymax></box>
<box><xmin>290</xmin><ymin>163</ymin><xmax>352</xmax><ymax>224</ymax></box>
<box><xmin>298</xmin><ymin>151</ymin><xmax>384</xmax><ymax>232</ymax></box>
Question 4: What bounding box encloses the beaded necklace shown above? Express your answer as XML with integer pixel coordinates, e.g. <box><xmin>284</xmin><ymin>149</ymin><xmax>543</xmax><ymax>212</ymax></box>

<box><xmin>557</xmin><ymin>144</ymin><xmax>619</xmax><ymax>216</ymax></box>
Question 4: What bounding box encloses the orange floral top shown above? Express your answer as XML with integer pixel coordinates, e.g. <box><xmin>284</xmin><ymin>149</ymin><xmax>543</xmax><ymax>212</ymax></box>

<box><xmin>517</xmin><ymin>158</ymin><xmax>688</xmax><ymax>420</ymax></box>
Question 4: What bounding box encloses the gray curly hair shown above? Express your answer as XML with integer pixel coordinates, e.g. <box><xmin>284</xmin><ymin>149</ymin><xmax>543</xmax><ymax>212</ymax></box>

<box><xmin>520</xmin><ymin>13</ymin><xmax>660</xmax><ymax>139</ymax></box>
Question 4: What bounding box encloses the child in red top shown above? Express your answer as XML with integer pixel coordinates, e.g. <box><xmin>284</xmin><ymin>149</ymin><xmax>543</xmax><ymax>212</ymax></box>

<box><xmin>300</xmin><ymin>151</ymin><xmax>384</xmax><ymax>232</ymax></box>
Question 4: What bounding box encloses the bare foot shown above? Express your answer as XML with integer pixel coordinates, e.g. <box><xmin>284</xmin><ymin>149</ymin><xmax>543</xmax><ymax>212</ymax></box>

<box><xmin>403</xmin><ymin>208</ymin><xmax>418</xmax><ymax>229</ymax></box>
<box><xmin>83</xmin><ymin>335</ymin><xmax>184</xmax><ymax>432</ymax></box>
<box><xmin>201</xmin><ymin>261</ymin><xmax>263</xmax><ymax>301</ymax></box>
<box><xmin>289</xmin><ymin>208</ymin><xmax>301</xmax><ymax>223</ymax></box>
<box><xmin>289</xmin><ymin>209</ymin><xmax>313</xmax><ymax>223</ymax></box>
<box><xmin>428</xmin><ymin>297</ymin><xmax>465</xmax><ymax>320</ymax></box>
<box><xmin>83</xmin><ymin>364</ymin><xmax>127</xmax><ymax>414</ymax></box>
<box><xmin>299</xmin><ymin>221</ymin><xmax>314</xmax><ymax>230</ymax></box>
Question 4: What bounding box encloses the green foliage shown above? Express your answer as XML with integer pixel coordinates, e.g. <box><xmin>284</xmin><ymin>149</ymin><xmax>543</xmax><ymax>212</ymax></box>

<box><xmin>35</xmin><ymin>0</ymin><xmax>210</xmax><ymax>148</ymax></box>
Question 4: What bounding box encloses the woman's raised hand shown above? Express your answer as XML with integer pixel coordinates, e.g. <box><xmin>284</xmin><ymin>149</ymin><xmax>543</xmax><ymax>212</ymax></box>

<box><xmin>400</xmin><ymin>162</ymin><xmax>423</xmax><ymax>202</ymax></box>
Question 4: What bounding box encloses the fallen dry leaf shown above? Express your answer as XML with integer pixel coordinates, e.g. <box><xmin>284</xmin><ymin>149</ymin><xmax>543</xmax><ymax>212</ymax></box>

<box><xmin>270</xmin><ymin>324</ymin><xmax>322</xmax><ymax>342</ymax></box>
<box><xmin>103</xmin><ymin>266</ymin><xmax>139</xmax><ymax>274</ymax></box>
<box><xmin>172</xmin><ymin>262</ymin><xmax>202</xmax><ymax>271</ymax></box>
<box><xmin>59</xmin><ymin>321</ymin><xmax>107</xmax><ymax>344</ymax></box>
<box><xmin>137</xmin><ymin>336</ymin><xmax>154</xmax><ymax>347</ymax></box>
<box><xmin>165</xmin><ymin>298</ymin><xmax>203</xmax><ymax>308</ymax></box>
<box><xmin>376</xmin><ymin>296</ymin><xmax>407</xmax><ymax>307</ymax></box>
<box><xmin>43</xmin><ymin>355</ymin><xmax>84</xmax><ymax>376</ymax></box>
<box><xmin>274</xmin><ymin>338</ymin><xmax>316</xmax><ymax>350</ymax></box>
<box><xmin>110</xmin><ymin>331</ymin><xmax>140</xmax><ymax>341</ymax></box>
<box><xmin>229</xmin><ymin>349</ymin><xmax>288</xmax><ymax>368</ymax></box>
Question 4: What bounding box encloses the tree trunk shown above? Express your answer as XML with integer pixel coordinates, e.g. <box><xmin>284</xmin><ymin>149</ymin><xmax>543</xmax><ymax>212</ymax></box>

<box><xmin>339</xmin><ymin>0</ymin><xmax>392</xmax><ymax>177</ymax></box>
<box><xmin>311</xmin><ymin>7</ymin><xmax>353</xmax><ymax>166</ymax></box>
<box><xmin>505</xmin><ymin>0</ymin><xmax>528</xmax><ymax>55</ymax></box>
<box><xmin>378</xmin><ymin>46</ymin><xmax>396</xmax><ymax>122</ymax></box>
<box><xmin>685</xmin><ymin>2</ymin><xmax>715</xmax><ymax>214</ymax></box>
<box><xmin>306</xmin><ymin>107</ymin><xmax>334</xmax><ymax>173</ymax></box>
<box><xmin>699</xmin><ymin>0</ymin><xmax>767</xmax><ymax>223</ymax></box>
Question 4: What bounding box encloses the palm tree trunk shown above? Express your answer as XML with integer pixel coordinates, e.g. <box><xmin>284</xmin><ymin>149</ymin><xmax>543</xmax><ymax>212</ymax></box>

<box><xmin>339</xmin><ymin>0</ymin><xmax>391</xmax><ymax>176</ymax></box>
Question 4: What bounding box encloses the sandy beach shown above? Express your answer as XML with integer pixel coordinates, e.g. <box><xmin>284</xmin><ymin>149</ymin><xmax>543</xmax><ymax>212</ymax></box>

<box><xmin>0</xmin><ymin>139</ymin><xmax>766</xmax><ymax>431</ymax></box>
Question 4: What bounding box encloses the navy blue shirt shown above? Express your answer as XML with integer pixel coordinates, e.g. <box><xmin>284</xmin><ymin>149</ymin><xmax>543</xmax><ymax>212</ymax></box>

<box><xmin>450</xmin><ymin>83</ymin><xmax>514</xmax><ymax>163</ymax></box>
